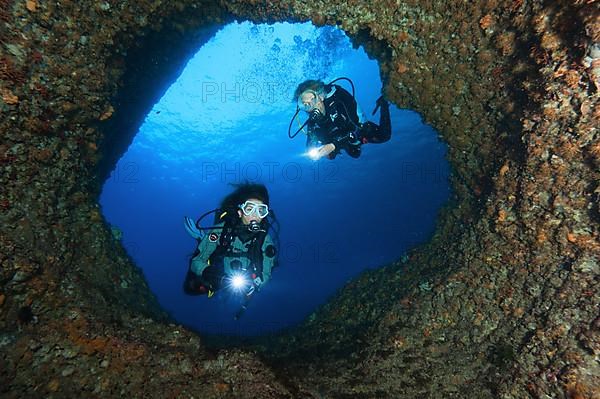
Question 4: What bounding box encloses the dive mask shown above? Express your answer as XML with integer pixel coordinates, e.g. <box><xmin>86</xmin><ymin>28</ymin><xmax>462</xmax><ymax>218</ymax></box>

<box><xmin>297</xmin><ymin>90</ymin><xmax>321</xmax><ymax>113</ymax></box>
<box><xmin>239</xmin><ymin>201</ymin><xmax>269</xmax><ymax>219</ymax></box>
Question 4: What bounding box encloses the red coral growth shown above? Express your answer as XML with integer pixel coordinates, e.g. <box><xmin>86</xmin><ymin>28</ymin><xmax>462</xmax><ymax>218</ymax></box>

<box><xmin>530</xmin><ymin>45</ymin><xmax>551</xmax><ymax>65</ymax></box>
<box><xmin>0</xmin><ymin>56</ymin><xmax>27</xmax><ymax>86</ymax></box>
<box><xmin>588</xmin><ymin>141</ymin><xmax>600</xmax><ymax>160</ymax></box>
<box><xmin>496</xmin><ymin>32</ymin><xmax>516</xmax><ymax>56</ymax></box>
<box><xmin>479</xmin><ymin>15</ymin><xmax>493</xmax><ymax>30</ymax></box>
<box><xmin>0</xmin><ymin>0</ymin><xmax>13</xmax><ymax>22</ymax></box>
<box><xmin>564</xmin><ymin>70</ymin><xmax>580</xmax><ymax>88</ymax></box>
<box><xmin>30</xmin><ymin>51</ymin><xmax>43</xmax><ymax>64</ymax></box>
<box><xmin>396</xmin><ymin>31</ymin><xmax>410</xmax><ymax>43</ymax></box>
<box><xmin>396</xmin><ymin>63</ymin><xmax>409</xmax><ymax>74</ymax></box>
<box><xmin>33</xmin><ymin>82</ymin><xmax>49</xmax><ymax>99</ymax></box>
<box><xmin>556</xmin><ymin>138</ymin><xmax>580</xmax><ymax>159</ymax></box>
<box><xmin>0</xmin><ymin>151</ymin><xmax>16</xmax><ymax>165</ymax></box>
<box><xmin>491</xmin><ymin>66</ymin><xmax>505</xmax><ymax>80</ymax></box>
<box><xmin>540</xmin><ymin>32</ymin><xmax>561</xmax><ymax>51</ymax></box>
<box><xmin>510</xmin><ymin>0</ymin><xmax>524</xmax><ymax>12</ymax></box>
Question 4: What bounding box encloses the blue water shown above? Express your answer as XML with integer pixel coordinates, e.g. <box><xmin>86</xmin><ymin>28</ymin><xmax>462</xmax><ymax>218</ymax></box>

<box><xmin>99</xmin><ymin>22</ymin><xmax>450</xmax><ymax>336</ymax></box>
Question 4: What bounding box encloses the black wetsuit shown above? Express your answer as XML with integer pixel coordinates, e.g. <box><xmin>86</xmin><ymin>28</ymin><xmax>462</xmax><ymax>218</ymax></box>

<box><xmin>306</xmin><ymin>85</ymin><xmax>391</xmax><ymax>159</ymax></box>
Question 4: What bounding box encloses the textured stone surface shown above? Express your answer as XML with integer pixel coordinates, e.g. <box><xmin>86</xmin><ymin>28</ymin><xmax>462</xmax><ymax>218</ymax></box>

<box><xmin>1</xmin><ymin>0</ymin><xmax>598</xmax><ymax>397</ymax></box>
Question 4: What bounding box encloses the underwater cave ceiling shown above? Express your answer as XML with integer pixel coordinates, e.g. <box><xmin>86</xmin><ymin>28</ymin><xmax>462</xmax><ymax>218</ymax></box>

<box><xmin>0</xmin><ymin>0</ymin><xmax>598</xmax><ymax>397</ymax></box>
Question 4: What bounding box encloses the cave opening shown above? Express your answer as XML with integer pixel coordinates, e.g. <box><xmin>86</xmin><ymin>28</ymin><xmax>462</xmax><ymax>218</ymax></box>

<box><xmin>98</xmin><ymin>21</ymin><xmax>451</xmax><ymax>337</ymax></box>
<box><xmin>2</xmin><ymin>0</ymin><xmax>596</xmax><ymax>395</ymax></box>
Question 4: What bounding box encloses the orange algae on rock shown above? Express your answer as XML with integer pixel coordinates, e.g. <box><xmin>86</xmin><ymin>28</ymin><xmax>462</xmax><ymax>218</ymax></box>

<box><xmin>99</xmin><ymin>105</ymin><xmax>114</xmax><ymax>121</ymax></box>
<box><xmin>396</xmin><ymin>63</ymin><xmax>409</xmax><ymax>74</ymax></box>
<box><xmin>47</xmin><ymin>379</ymin><xmax>60</xmax><ymax>392</ymax></box>
<box><xmin>1</xmin><ymin>88</ymin><xmax>19</xmax><ymax>104</ymax></box>
<box><xmin>479</xmin><ymin>14</ymin><xmax>493</xmax><ymax>30</ymax></box>
<box><xmin>499</xmin><ymin>162</ymin><xmax>509</xmax><ymax>176</ymax></box>
<box><xmin>25</xmin><ymin>0</ymin><xmax>36</xmax><ymax>12</ymax></box>
<box><xmin>214</xmin><ymin>382</ymin><xmax>230</xmax><ymax>393</ymax></box>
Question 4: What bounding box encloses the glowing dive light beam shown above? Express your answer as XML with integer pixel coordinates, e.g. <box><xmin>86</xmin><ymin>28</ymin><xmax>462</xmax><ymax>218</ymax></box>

<box><xmin>228</xmin><ymin>272</ymin><xmax>248</xmax><ymax>293</ymax></box>
<box><xmin>306</xmin><ymin>147</ymin><xmax>320</xmax><ymax>161</ymax></box>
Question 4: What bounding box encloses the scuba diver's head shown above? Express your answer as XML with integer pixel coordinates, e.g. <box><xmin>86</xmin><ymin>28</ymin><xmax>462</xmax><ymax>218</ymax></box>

<box><xmin>218</xmin><ymin>183</ymin><xmax>271</xmax><ymax>231</ymax></box>
<box><xmin>238</xmin><ymin>198</ymin><xmax>268</xmax><ymax>230</ymax></box>
<box><xmin>294</xmin><ymin>80</ymin><xmax>327</xmax><ymax>122</ymax></box>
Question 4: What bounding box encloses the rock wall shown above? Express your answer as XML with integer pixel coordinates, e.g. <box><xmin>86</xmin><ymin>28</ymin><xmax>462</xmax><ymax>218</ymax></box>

<box><xmin>1</xmin><ymin>0</ymin><xmax>597</xmax><ymax>397</ymax></box>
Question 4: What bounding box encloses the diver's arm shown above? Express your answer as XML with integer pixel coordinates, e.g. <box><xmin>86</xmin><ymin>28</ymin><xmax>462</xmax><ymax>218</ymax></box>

<box><xmin>331</xmin><ymin>132</ymin><xmax>353</xmax><ymax>148</ymax></box>
<box><xmin>305</xmin><ymin>128</ymin><xmax>336</xmax><ymax>160</ymax></box>
<box><xmin>190</xmin><ymin>228</ymin><xmax>220</xmax><ymax>276</ymax></box>
<box><xmin>260</xmin><ymin>234</ymin><xmax>277</xmax><ymax>285</ymax></box>
<box><xmin>356</xmin><ymin>102</ymin><xmax>367</xmax><ymax>124</ymax></box>
<box><xmin>326</xmin><ymin>130</ymin><xmax>358</xmax><ymax>159</ymax></box>
<box><xmin>305</xmin><ymin>126</ymin><xmax>320</xmax><ymax>149</ymax></box>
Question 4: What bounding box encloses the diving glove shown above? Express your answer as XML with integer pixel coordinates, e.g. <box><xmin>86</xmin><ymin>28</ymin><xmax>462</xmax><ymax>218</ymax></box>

<box><xmin>184</xmin><ymin>216</ymin><xmax>203</xmax><ymax>239</ymax></box>
<box><xmin>253</xmin><ymin>276</ymin><xmax>263</xmax><ymax>288</ymax></box>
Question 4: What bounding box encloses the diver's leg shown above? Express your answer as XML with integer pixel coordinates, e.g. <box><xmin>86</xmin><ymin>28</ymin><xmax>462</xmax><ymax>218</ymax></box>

<box><xmin>376</xmin><ymin>98</ymin><xmax>391</xmax><ymax>142</ymax></box>
<box><xmin>359</xmin><ymin>100</ymin><xmax>391</xmax><ymax>144</ymax></box>
<box><xmin>358</xmin><ymin>122</ymin><xmax>378</xmax><ymax>143</ymax></box>
<box><xmin>346</xmin><ymin>144</ymin><xmax>362</xmax><ymax>158</ymax></box>
<box><xmin>201</xmin><ymin>265</ymin><xmax>223</xmax><ymax>291</ymax></box>
<box><xmin>183</xmin><ymin>270</ymin><xmax>208</xmax><ymax>295</ymax></box>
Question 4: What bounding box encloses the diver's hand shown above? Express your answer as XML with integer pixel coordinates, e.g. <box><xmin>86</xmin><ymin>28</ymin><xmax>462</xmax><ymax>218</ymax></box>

<box><xmin>253</xmin><ymin>276</ymin><xmax>263</xmax><ymax>289</ymax></box>
<box><xmin>307</xmin><ymin>143</ymin><xmax>336</xmax><ymax>160</ymax></box>
<box><xmin>321</xmin><ymin>143</ymin><xmax>336</xmax><ymax>156</ymax></box>
<box><xmin>316</xmin><ymin>143</ymin><xmax>335</xmax><ymax>159</ymax></box>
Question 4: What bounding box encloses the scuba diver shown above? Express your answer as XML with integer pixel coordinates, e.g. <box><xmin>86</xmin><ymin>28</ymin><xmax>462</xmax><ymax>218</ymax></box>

<box><xmin>182</xmin><ymin>183</ymin><xmax>278</xmax><ymax>317</ymax></box>
<box><xmin>289</xmin><ymin>78</ymin><xmax>391</xmax><ymax>160</ymax></box>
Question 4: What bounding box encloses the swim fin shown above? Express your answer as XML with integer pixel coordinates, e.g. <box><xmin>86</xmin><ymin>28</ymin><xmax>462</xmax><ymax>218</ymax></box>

<box><xmin>372</xmin><ymin>96</ymin><xmax>388</xmax><ymax>115</ymax></box>
<box><xmin>184</xmin><ymin>216</ymin><xmax>204</xmax><ymax>239</ymax></box>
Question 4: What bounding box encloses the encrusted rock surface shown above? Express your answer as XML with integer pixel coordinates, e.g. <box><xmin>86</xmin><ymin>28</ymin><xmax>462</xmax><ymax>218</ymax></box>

<box><xmin>1</xmin><ymin>0</ymin><xmax>598</xmax><ymax>397</ymax></box>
